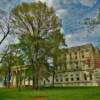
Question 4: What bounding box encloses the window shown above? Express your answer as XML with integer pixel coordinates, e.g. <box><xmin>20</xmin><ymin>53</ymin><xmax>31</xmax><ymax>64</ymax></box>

<box><xmin>82</xmin><ymin>55</ymin><xmax>84</xmax><ymax>58</ymax></box>
<box><xmin>71</xmin><ymin>78</ymin><xmax>74</xmax><ymax>81</ymax></box>
<box><xmin>65</xmin><ymin>74</ymin><xmax>68</xmax><ymax>77</ymax></box>
<box><xmin>84</xmin><ymin>73</ymin><xmax>87</xmax><ymax>80</ymax></box>
<box><xmin>75</xmin><ymin>52</ymin><xmax>77</xmax><ymax>59</ymax></box>
<box><xmin>75</xmin><ymin>56</ymin><xmax>77</xmax><ymax>59</ymax></box>
<box><xmin>76</xmin><ymin>77</ymin><xmax>80</xmax><ymax>81</ymax></box>
<box><xmin>76</xmin><ymin>74</ymin><xmax>79</xmax><ymax>77</ymax></box>
<box><xmin>56</xmin><ymin>78</ymin><xmax>58</xmax><ymax>82</ymax></box>
<box><xmin>65</xmin><ymin>78</ymin><xmax>68</xmax><ymax>81</ymax></box>
<box><xmin>70</xmin><ymin>53</ymin><xmax>72</xmax><ymax>59</ymax></box>
<box><xmin>71</xmin><ymin>74</ymin><xmax>73</xmax><ymax>77</ymax></box>
<box><xmin>60</xmin><ymin>78</ymin><xmax>63</xmax><ymax>82</ymax></box>
<box><xmin>76</xmin><ymin>66</ymin><xmax>78</xmax><ymax>69</ymax></box>
<box><xmin>90</xmin><ymin>74</ymin><xmax>92</xmax><ymax>80</ymax></box>
<box><xmin>75</xmin><ymin>52</ymin><xmax>77</xmax><ymax>55</ymax></box>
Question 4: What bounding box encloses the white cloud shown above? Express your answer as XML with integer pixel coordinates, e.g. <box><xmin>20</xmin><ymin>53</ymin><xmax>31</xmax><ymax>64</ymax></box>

<box><xmin>56</xmin><ymin>9</ymin><xmax>69</xmax><ymax>18</ymax></box>
<box><xmin>60</xmin><ymin>28</ymin><xmax>64</xmax><ymax>33</ymax></box>
<box><xmin>38</xmin><ymin>0</ymin><xmax>79</xmax><ymax>9</ymax></box>
<box><xmin>64</xmin><ymin>34</ymin><xmax>72</xmax><ymax>41</ymax></box>
<box><xmin>79</xmin><ymin>0</ymin><xmax>97</xmax><ymax>7</ymax></box>
<box><xmin>37</xmin><ymin>0</ymin><xmax>97</xmax><ymax>8</ymax></box>
<box><xmin>64</xmin><ymin>26</ymin><xmax>100</xmax><ymax>47</ymax></box>
<box><xmin>21</xmin><ymin>0</ymin><xmax>34</xmax><ymax>3</ymax></box>
<box><xmin>45</xmin><ymin>0</ymin><xmax>62</xmax><ymax>9</ymax></box>
<box><xmin>64</xmin><ymin>29</ymin><xmax>98</xmax><ymax>47</ymax></box>
<box><xmin>65</xmin><ymin>31</ymin><xmax>88</xmax><ymax>41</ymax></box>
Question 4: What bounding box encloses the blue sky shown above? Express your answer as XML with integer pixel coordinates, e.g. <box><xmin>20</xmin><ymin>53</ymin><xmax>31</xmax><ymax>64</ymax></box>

<box><xmin>0</xmin><ymin>0</ymin><xmax>100</xmax><ymax>47</ymax></box>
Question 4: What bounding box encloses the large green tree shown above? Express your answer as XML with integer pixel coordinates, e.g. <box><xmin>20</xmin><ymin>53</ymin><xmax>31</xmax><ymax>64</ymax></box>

<box><xmin>11</xmin><ymin>1</ymin><xmax>66</xmax><ymax>89</ymax></box>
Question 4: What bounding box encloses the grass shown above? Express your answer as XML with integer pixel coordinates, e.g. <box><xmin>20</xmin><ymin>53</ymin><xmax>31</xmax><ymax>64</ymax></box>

<box><xmin>0</xmin><ymin>87</ymin><xmax>100</xmax><ymax>100</ymax></box>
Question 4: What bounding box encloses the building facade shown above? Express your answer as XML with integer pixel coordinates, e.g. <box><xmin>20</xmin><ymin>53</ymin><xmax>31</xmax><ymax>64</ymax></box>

<box><xmin>11</xmin><ymin>44</ymin><xmax>100</xmax><ymax>87</ymax></box>
<box><xmin>46</xmin><ymin>44</ymin><xmax>100</xmax><ymax>86</ymax></box>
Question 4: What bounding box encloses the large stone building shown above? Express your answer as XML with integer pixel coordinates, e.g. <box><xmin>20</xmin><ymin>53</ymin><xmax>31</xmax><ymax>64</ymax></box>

<box><xmin>44</xmin><ymin>44</ymin><xmax>100</xmax><ymax>86</ymax></box>
<box><xmin>11</xmin><ymin>44</ymin><xmax>100</xmax><ymax>87</ymax></box>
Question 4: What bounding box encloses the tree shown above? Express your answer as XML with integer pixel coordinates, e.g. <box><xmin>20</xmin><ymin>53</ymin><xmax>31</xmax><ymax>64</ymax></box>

<box><xmin>48</xmin><ymin>31</ymin><xmax>66</xmax><ymax>87</ymax></box>
<box><xmin>0</xmin><ymin>45</ymin><xmax>24</xmax><ymax>88</ymax></box>
<box><xmin>0</xmin><ymin>17</ymin><xmax>11</xmax><ymax>45</ymax></box>
<box><xmin>11</xmin><ymin>1</ymin><xmax>66</xmax><ymax>89</ymax></box>
<box><xmin>84</xmin><ymin>8</ymin><xmax>100</xmax><ymax>32</ymax></box>
<box><xmin>0</xmin><ymin>47</ymin><xmax>15</xmax><ymax>87</ymax></box>
<box><xmin>84</xmin><ymin>8</ymin><xmax>100</xmax><ymax>47</ymax></box>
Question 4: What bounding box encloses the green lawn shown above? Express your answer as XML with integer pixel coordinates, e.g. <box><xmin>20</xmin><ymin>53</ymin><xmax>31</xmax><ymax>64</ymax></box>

<box><xmin>0</xmin><ymin>87</ymin><xmax>100</xmax><ymax>100</ymax></box>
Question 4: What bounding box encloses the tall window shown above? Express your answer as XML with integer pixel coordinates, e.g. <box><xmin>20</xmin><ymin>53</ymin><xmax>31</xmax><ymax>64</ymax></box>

<box><xmin>84</xmin><ymin>73</ymin><xmax>87</xmax><ymax>80</ymax></box>
<box><xmin>60</xmin><ymin>78</ymin><xmax>63</xmax><ymax>82</ymax></box>
<box><xmin>81</xmin><ymin>50</ymin><xmax>85</xmax><ymax>59</ymax></box>
<box><xmin>70</xmin><ymin>74</ymin><xmax>74</xmax><ymax>81</ymax></box>
<box><xmin>77</xmin><ymin>77</ymin><xmax>80</xmax><ymax>81</ymax></box>
<box><xmin>76</xmin><ymin>74</ymin><xmax>80</xmax><ymax>81</ymax></box>
<box><xmin>82</xmin><ymin>55</ymin><xmax>84</xmax><ymax>58</ymax></box>
<box><xmin>70</xmin><ymin>53</ymin><xmax>72</xmax><ymax>59</ymax></box>
<box><xmin>56</xmin><ymin>78</ymin><xmax>58</xmax><ymax>82</ymax></box>
<box><xmin>71</xmin><ymin>74</ymin><xmax>73</xmax><ymax>77</ymax></box>
<box><xmin>75</xmin><ymin>56</ymin><xmax>77</xmax><ymax>59</ymax></box>
<box><xmin>65</xmin><ymin>78</ymin><xmax>69</xmax><ymax>81</ymax></box>
<box><xmin>71</xmin><ymin>78</ymin><xmax>74</xmax><ymax>81</ymax></box>
<box><xmin>90</xmin><ymin>74</ymin><xmax>92</xmax><ymax>80</ymax></box>
<box><xmin>75</xmin><ymin>52</ymin><xmax>77</xmax><ymax>59</ymax></box>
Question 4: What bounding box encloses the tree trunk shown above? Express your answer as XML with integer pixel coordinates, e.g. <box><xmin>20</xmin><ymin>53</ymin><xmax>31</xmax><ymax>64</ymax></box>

<box><xmin>52</xmin><ymin>65</ymin><xmax>56</xmax><ymax>87</ymax></box>
<box><xmin>32</xmin><ymin>74</ymin><xmax>35</xmax><ymax>89</ymax></box>
<box><xmin>32</xmin><ymin>72</ymin><xmax>39</xmax><ymax>90</ymax></box>
<box><xmin>52</xmin><ymin>71</ymin><xmax>55</xmax><ymax>87</ymax></box>
<box><xmin>7</xmin><ymin>66</ymin><xmax>11</xmax><ymax>88</ymax></box>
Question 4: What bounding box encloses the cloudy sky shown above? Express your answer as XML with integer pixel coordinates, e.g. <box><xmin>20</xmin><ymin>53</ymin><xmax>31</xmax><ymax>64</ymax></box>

<box><xmin>0</xmin><ymin>0</ymin><xmax>100</xmax><ymax>47</ymax></box>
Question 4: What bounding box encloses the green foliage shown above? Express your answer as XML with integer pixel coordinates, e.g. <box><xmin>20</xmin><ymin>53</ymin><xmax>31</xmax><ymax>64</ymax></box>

<box><xmin>4</xmin><ymin>1</ymin><xmax>67</xmax><ymax>89</ymax></box>
<box><xmin>0</xmin><ymin>45</ymin><xmax>24</xmax><ymax>84</ymax></box>
<box><xmin>83</xmin><ymin>7</ymin><xmax>100</xmax><ymax>32</ymax></box>
<box><xmin>83</xmin><ymin>7</ymin><xmax>100</xmax><ymax>47</ymax></box>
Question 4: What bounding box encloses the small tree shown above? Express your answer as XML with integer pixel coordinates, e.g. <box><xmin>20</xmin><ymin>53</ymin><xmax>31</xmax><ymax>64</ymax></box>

<box><xmin>84</xmin><ymin>8</ymin><xmax>100</xmax><ymax>32</ymax></box>
<box><xmin>0</xmin><ymin>45</ymin><xmax>24</xmax><ymax>88</ymax></box>
<box><xmin>0</xmin><ymin>47</ymin><xmax>14</xmax><ymax>87</ymax></box>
